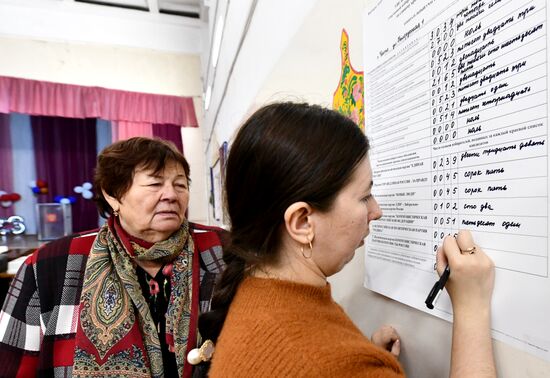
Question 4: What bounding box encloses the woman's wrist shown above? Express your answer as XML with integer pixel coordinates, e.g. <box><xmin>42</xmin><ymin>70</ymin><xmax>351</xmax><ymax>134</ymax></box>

<box><xmin>453</xmin><ymin>301</ymin><xmax>491</xmax><ymax>319</ymax></box>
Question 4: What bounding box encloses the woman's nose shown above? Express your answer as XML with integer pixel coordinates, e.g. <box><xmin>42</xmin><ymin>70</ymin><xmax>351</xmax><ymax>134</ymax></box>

<box><xmin>161</xmin><ymin>184</ymin><xmax>178</xmax><ymax>200</ymax></box>
<box><xmin>370</xmin><ymin>197</ymin><xmax>383</xmax><ymax>220</ymax></box>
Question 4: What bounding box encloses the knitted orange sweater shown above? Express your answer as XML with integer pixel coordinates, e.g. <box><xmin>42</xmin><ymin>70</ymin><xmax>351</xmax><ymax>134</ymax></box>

<box><xmin>209</xmin><ymin>277</ymin><xmax>405</xmax><ymax>377</ymax></box>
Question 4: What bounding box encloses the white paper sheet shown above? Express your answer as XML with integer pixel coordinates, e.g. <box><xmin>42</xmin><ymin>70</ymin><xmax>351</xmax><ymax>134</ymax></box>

<box><xmin>363</xmin><ymin>0</ymin><xmax>550</xmax><ymax>361</ymax></box>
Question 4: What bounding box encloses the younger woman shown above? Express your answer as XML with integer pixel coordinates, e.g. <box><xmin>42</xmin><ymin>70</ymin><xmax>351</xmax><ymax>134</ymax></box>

<box><xmin>200</xmin><ymin>102</ymin><xmax>495</xmax><ymax>377</ymax></box>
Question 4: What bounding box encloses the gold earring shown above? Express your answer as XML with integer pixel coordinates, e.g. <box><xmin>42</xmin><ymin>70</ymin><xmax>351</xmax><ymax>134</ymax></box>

<box><xmin>301</xmin><ymin>236</ymin><xmax>313</xmax><ymax>259</ymax></box>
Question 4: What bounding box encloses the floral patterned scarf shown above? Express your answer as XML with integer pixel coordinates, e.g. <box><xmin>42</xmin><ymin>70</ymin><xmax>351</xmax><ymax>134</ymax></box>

<box><xmin>73</xmin><ymin>216</ymin><xmax>194</xmax><ymax>377</ymax></box>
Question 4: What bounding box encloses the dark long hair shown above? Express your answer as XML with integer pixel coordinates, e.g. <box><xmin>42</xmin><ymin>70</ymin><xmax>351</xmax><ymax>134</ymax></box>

<box><xmin>198</xmin><ymin>102</ymin><xmax>369</xmax><ymax>356</ymax></box>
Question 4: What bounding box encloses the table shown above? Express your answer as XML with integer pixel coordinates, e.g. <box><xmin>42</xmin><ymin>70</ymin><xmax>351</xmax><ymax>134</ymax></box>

<box><xmin>0</xmin><ymin>235</ymin><xmax>44</xmax><ymax>303</ymax></box>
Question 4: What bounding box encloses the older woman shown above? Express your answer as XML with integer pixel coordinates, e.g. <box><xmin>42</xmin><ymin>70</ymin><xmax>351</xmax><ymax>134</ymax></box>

<box><xmin>0</xmin><ymin>137</ymin><xmax>226</xmax><ymax>378</ymax></box>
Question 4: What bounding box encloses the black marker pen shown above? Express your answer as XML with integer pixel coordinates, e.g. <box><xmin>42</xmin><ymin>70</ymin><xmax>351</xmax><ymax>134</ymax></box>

<box><xmin>425</xmin><ymin>265</ymin><xmax>450</xmax><ymax>310</ymax></box>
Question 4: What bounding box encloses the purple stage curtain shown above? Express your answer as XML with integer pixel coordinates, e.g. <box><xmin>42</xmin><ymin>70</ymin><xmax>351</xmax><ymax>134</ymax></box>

<box><xmin>0</xmin><ymin>113</ymin><xmax>14</xmax><ymax>218</ymax></box>
<box><xmin>152</xmin><ymin>123</ymin><xmax>184</xmax><ymax>154</ymax></box>
<box><xmin>31</xmin><ymin>116</ymin><xmax>98</xmax><ymax>232</ymax></box>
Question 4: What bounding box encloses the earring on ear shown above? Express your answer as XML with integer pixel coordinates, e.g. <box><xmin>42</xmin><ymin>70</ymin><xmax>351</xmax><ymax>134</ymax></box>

<box><xmin>113</xmin><ymin>209</ymin><xmax>119</xmax><ymax>217</ymax></box>
<box><xmin>301</xmin><ymin>235</ymin><xmax>314</xmax><ymax>259</ymax></box>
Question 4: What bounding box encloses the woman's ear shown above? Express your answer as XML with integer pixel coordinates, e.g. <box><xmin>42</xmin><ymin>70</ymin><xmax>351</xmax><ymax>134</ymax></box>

<box><xmin>283</xmin><ymin>202</ymin><xmax>314</xmax><ymax>244</ymax></box>
<box><xmin>102</xmin><ymin>189</ymin><xmax>121</xmax><ymax>212</ymax></box>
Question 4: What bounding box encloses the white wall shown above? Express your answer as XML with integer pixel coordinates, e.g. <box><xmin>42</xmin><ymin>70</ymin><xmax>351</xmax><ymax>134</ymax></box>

<box><xmin>184</xmin><ymin>99</ymin><xmax>209</xmax><ymax>225</ymax></box>
<box><xmin>0</xmin><ymin>36</ymin><xmax>202</xmax><ymax>97</ymax></box>
<box><xmin>203</xmin><ymin>0</ymin><xmax>550</xmax><ymax>376</ymax></box>
<box><xmin>200</xmin><ymin>0</ymin><xmax>317</xmax><ymax>150</ymax></box>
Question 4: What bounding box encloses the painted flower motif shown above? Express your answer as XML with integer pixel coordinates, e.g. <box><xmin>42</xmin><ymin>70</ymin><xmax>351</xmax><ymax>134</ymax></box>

<box><xmin>350</xmin><ymin>108</ymin><xmax>360</xmax><ymax>124</ymax></box>
<box><xmin>352</xmin><ymin>83</ymin><xmax>362</xmax><ymax>102</ymax></box>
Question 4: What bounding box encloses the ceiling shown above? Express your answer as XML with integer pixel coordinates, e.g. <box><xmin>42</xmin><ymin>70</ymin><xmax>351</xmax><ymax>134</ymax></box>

<box><xmin>74</xmin><ymin>0</ymin><xmax>204</xmax><ymax>18</ymax></box>
<box><xmin>0</xmin><ymin>0</ymin><xmax>213</xmax><ymax>54</ymax></box>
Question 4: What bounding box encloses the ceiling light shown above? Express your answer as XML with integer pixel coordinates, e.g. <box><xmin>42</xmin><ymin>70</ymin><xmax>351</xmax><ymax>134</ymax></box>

<box><xmin>211</xmin><ymin>15</ymin><xmax>224</xmax><ymax>68</ymax></box>
<box><xmin>204</xmin><ymin>86</ymin><xmax>212</xmax><ymax>110</ymax></box>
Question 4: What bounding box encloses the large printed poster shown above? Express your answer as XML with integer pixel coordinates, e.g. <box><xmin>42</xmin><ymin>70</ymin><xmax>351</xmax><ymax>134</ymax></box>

<box><xmin>364</xmin><ymin>0</ymin><xmax>550</xmax><ymax>361</ymax></box>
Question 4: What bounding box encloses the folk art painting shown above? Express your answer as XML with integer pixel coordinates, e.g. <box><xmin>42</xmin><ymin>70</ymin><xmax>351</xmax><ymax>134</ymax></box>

<box><xmin>332</xmin><ymin>29</ymin><xmax>364</xmax><ymax>130</ymax></box>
